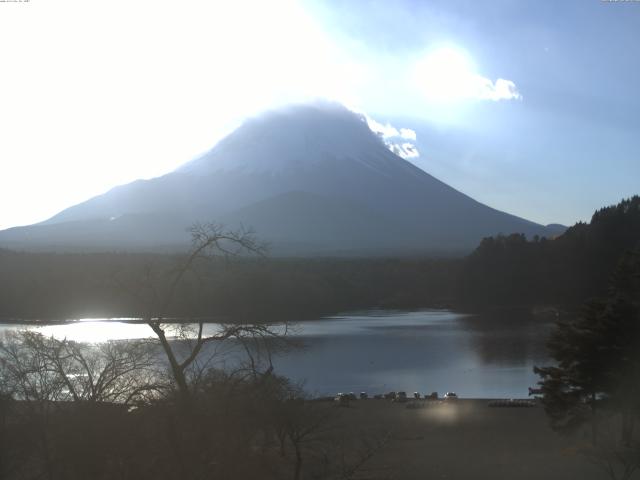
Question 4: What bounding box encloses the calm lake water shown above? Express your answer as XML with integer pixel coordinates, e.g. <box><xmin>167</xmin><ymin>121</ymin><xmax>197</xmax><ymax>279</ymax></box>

<box><xmin>0</xmin><ymin>309</ymin><xmax>554</xmax><ymax>398</ymax></box>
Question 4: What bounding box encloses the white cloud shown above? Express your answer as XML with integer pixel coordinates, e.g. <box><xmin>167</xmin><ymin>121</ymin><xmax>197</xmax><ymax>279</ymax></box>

<box><xmin>363</xmin><ymin>114</ymin><xmax>420</xmax><ymax>159</ymax></box>
<box><xmin>475</xmin><ymin>78</ymin><xmax>522</xmax><ymax>101</ymax></box>
<box><xmin>364</xmin><ymin>117</ymin><xmax>400</xmax><ymax>138</ymax></box>
<box><xmin>389</xmin><ymin>142</ymin><xmax>420</xmax><ymax>159</ymax></box>
<box><xmin>399</xmin><ymin>128</ymin><xmax>417</xmax><ymax>140</ymax></box>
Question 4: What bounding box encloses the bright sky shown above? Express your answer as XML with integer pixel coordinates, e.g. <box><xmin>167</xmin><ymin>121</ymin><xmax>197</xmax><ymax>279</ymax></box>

<box><xmin>1</xmin><ymin>0</ymin><xmax>639</xmax><ymax>230</ymax></box>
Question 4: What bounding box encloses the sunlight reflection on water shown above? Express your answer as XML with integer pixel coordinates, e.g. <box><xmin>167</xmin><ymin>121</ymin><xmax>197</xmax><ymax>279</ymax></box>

<box><xmin>0</xmin><ymin>319</ymin><xmax>238</xmax><ymax>343</ymax></box>
<box><xmin>0</xmin><ymin>310</ymin><xmax>553</xmax><ymax>398</ymax></box>
<box><xmin>0</xmin><ymin>310</ymin><xmax>462</xmax><ymax>343</ymax></box>
<box><xmin>38</xmin><ymin>321</ymin><xmax>154</xmax><ymax>342</ymax></box>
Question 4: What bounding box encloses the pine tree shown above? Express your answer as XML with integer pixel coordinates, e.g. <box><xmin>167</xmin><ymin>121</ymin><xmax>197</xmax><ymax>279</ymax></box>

<box><xmin>535</xmin><ymin>249</ymin><xmax>640</xmax><ymax>444</ymax></box>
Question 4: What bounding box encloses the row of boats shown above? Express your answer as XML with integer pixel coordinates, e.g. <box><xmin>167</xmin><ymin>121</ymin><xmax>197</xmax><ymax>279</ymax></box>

<box><xmin>334</xmin><ymin>391</ymin><xmax>459</xmax><ymax>404</ymax></box>
<box><xmin>332</xmin><ymin>392</ymin><xmax>537</xmax><ymax>408</ymax></box>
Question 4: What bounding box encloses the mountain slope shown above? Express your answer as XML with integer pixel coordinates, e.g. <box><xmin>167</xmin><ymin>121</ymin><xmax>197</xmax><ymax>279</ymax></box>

<box><xmin>0</xmin><ymin>102</ymin><xmax>553</xmax><ymax>255</ymax></box>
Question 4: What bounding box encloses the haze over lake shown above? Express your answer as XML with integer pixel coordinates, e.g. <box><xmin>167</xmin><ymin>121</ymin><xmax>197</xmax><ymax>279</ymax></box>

<box><xmin>0</xmin><ymin>309</ymin><xmax>553</xmax><ymax>398</ymax></box>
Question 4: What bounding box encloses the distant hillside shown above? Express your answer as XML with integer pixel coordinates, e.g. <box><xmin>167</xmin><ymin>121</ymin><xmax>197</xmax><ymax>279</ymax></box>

<box><xmin>544</xmin><ymin>223</ymin><xmax>568</xmax><ymax>237</ymax></box>
<box><xmin>459</xmin><ymin>196</ymin><xmax>640</xmax><ymax>307</ymax></box>
<box><xmin>0</xmin><ymin>250</ymin><xmax>459</xmax><ymax>321</ymax></box>
<box><xmin>0</xmin><ymin>102</ymin><xmax>555</xmax><ymax>255</ymax></box>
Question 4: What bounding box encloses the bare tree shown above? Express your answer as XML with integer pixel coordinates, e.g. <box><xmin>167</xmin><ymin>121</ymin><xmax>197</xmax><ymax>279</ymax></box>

<box><xmin>0</xmin><ymin>330</ymin><xmax>163</xmax><ymax>406</ymax></box>
<box><xmin>119</xmin><ymin>223</ymin><xmax>295</xmax><ymax>402</ymax></box>
<box><xmin>283</xmin><ymin>400</ymin><xmax>333</xmax><ymax>480</ymax></box>
<box><xmin>324</xmin><ymin>432</ymin><xmax>391</xmax><ymax>480</ymax></box>
<box><xmin>0</xmin><ymin>330</ymin><xmax>167</xmax><ymax>480</ymax></box>
<box><xmin>271</xmin><ymin>394</ymin><xmax>391</xmax><ymax>480</ymax></box>
<box><xmin>0</xmin><ymin>331</ymin><xmax>67</xmax><ymax>404</ymax></box>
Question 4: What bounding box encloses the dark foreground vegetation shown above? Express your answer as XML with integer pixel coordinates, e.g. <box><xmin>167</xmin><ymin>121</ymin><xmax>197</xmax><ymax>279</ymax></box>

<box><xmin>0</xmin><ymin>330</ymin><xmax>389</xmax><ymax>480</ymax></box>
<box><xmin>533</xmin><ymin>247</ymin><xmax>640</xmax><ymax>480</ymax></box>
<box><xmin>1</xmin><ymin>336</ymin><xmax>609</xmax><ymax>480</ymax></box>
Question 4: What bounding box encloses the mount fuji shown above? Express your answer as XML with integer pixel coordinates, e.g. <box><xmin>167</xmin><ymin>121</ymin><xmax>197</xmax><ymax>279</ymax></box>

<box><xmin>0</xmin><ymin>103</ymin><xmax>555</xmax><ymax>255</ymax></box>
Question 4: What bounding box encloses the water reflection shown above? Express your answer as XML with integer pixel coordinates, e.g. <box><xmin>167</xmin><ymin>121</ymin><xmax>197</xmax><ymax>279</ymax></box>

<box><xmin>0</xmin><ymin>320</ymin><xmax>155</xmax><ymax>343</ymax></box>
<box><xmin>0</xmin><ymin>309</ymin><xmax>554</xmax><ymax>398</ymax></box>
<box><xmin>458</xmin><ymin>309</ymin><xmax>554</xmax><ymax>366</ymax></box>
<box><xmin>0</xmin><ymin>319</ymin><xmax>238</xmax><ymax>343</ymax></box>
<box><xmin>269</xmin><ymin>309</ymin><xmax>553</xmax><ymax>398</ymax></box>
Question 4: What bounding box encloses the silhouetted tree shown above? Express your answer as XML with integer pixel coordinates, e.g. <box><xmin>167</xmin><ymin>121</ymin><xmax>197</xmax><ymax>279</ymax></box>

<box><xmin>535</xmin><ymin>248</ymin><xmax>640</xmax><ymax>479</ymax></box>
<box><xmin>0</xmin><ymin>331</ymin><xmax>163</xmax><ymax>405</ymax></box>
<box><xmin>534</xmin><ymin>299</ymin><xmax>609</xmax><ymax>439</ymax></box>
<box><xmin>116</xmin><ymin>222</ymin><xmax>290</xmax><ymax>401</ymax></box>
<box><xmin>0</xmin><ymin>330</ymin><xmax>167</xmax><ymax>480</ymax></box>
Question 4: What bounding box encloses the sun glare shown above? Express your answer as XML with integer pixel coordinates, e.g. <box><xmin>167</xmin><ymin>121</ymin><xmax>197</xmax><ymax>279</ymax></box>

<box><xmin>413</xmin><ymin>46</ymin><xmax>479</xmax><ymax>103</ymax></box>
<box><xmin>34</xmin><ymin>321</ymin><xmax>154</xmax><ymax>343</ymax></box>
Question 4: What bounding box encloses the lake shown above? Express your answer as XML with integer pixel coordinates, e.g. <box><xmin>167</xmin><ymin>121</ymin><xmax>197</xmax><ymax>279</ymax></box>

<box><xmin>0</xmin><ymin>309</ymin><xmax>554</xmax><ymax>399</ymax></box>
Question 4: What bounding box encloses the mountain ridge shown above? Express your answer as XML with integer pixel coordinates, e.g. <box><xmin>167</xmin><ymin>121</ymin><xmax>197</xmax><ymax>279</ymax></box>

<box><xmin>0</xmin><ymin>102</ymin><xmax>556</xmax><ymax>255</ymax></box>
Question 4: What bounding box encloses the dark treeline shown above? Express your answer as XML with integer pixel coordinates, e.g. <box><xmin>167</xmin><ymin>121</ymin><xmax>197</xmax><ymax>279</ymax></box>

<box><xmin>459</xmin><ymin>196</ymin><xmax>640</xmax><ymax>308</ymax></box>
<box><xmin>2</xmin><ymin>196</ymin><xmax>639</xmax><ymax>321</ymax></box>
<box><xmin>0</xmin><ymin>250</ymin><xmax>460</xmax><ymax>321</ymax></box>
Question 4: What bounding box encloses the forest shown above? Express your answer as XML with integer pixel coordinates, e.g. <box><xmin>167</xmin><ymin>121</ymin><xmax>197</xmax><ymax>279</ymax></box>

<box><xmin>0</xmin><ymin>248</ymin><xmax>459</xmax><ymax>321</ymax></box>
<box><xmin>459</xmin><ymin>195</ymin><xmax>640</xmax><ymax>309</ymax></box>
<box><xmin>0</xmin><ymin>196</ymin><xmax>638</xmax><ymax>321</ymax></box>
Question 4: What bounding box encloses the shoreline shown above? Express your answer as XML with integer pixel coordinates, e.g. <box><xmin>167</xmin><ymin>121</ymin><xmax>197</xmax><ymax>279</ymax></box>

<box><xmin>326</xmin><ymin>398</ymin><xmax>601</xmax><ymax>479</ymax></box>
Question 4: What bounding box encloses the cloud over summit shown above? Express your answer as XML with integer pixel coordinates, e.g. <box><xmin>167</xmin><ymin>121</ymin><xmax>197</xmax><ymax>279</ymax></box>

<box><xmin>365</xmin><ymin>116</ymin><xmax>420</xmax><ymax>160</ymax></box>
